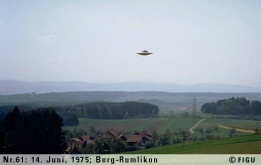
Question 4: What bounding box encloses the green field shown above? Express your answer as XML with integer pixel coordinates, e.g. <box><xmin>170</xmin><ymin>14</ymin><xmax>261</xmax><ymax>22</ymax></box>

<box><xmin>65</xmin><ymin>118</ymin><xmax>202</xmax><ymax>133</ymax></box>
<box><xmin>158</xmin><ymin>118</ymin><xmax>201</xmax><ymax>133</ymax></box>
<box><xmin>191</xmin><ymin>118</ymin><xmax>259</xmax><ymax>137</ymax></box>
<box><xmin>197</xmin><ymin>118</ymin><xmax>259</xmax><ymax>130</ymax></box>
<box><xmin>66</xmin><ymin>118</ymin><xmax>162</xmax><ymax>132</ymax></box>
<box><xmin>64</xmin><ymin>117</ymin><xmax>261</xmax><ymax>154</ymax></box>
<box><xmin>65</xmin><ymin>117</ymin><xmax>260</xmax><ymax>135</ymax></box>
<box><xmin>127</xmin><ymin>134</ymin><xmax>261</xmax><ymax>154</ymax></box>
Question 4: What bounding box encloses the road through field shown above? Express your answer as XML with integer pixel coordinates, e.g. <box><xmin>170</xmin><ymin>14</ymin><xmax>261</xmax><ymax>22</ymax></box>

<box><xmin>218</xmin><ymin>125</ymin><xmax>256</xmax><ymax>133</ymax></box>
<box><xmin>189</xmin><ymin>119</ymin><xmax>206</xmax><ymax>134</ymax></box>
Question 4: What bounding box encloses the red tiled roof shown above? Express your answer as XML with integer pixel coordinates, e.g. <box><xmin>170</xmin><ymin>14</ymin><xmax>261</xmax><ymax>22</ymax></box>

<box><xmin>70</xmin><ymin>138</ymin><xmax>84</xmax><ymax>146</ymax></box>
<box><xmin>136</xmin><ymin>131</ymin><xmax>152</xmax><ymax>138</ymax></box>
<box><xmin>103</xmin><ymin>130</ymin><xmax>121</xmax><ymax>139</ymax></box>
<box><xmin>108</xmin><ymin>130</ymin><xmax>119</xmax><ymax>137</ymax></box>
<box><xmin>123</xmin><ymin>135</ymin><xmax>142</xmax><ymax>143</ymax></box>
<box><xmin>71</xmin><ymin>138</ymin><xmax>83</xmax><ymax>143</ymax></box>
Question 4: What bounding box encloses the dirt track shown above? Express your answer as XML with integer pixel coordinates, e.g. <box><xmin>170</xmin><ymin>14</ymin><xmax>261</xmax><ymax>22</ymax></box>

<box><xmin>218</xmin><ymin>125</ymin><xmax>256</xmax><ymax>133</ymax></box>
<box><xmin>189</xmin><ymin>119</ymin><xmax>206</xmax><ymax>134</ymax></box>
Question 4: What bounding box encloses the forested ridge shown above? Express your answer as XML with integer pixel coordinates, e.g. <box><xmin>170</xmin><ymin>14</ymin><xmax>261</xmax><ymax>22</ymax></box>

<box><xmin>0</xmin><ymin>101</ymin><xmax>159</xmax><ymax>124</ymax></box>
<box><xmin>72</xmin><ymin>101</ymin><xmax>159</xmax><ymax>119</ymax></box>
<box><xmin>201</xmin><ymin>97</ymin><xmax>261</xmax><ymax>115</ymax></box>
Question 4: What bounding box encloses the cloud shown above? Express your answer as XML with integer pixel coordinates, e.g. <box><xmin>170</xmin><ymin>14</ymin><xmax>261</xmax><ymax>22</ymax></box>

<box><xmin>38</xmin><ymin>35</ymin><xmax>58</xmax><ymax>43</ymax></box>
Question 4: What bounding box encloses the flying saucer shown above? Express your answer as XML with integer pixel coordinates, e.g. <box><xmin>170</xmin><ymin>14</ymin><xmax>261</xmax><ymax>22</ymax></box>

<box><xmin>136</xmin><ymin>50</ymin><xmax>153</xmax><ymax>56</ymax></box>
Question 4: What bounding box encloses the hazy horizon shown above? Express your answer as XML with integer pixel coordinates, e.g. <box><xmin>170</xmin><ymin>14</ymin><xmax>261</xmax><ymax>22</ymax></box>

<box><xmin>1</xmin><ymin>0</ymin><xmax>261</xmax><ymax>88</ymax></box>
<box><xmin>1</xmin><ymin>80</ymin><xmax>260</xmax><ymax>94</ymax></box>
<box><xmin>0</xmin><ymin>79</ymin><xmax>260</xmax><ymax>87</ymax></box>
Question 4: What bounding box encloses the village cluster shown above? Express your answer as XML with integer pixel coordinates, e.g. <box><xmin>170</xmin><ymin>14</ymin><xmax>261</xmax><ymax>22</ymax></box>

<box><xmin>67</xmin><ymin>130</ymin><xmax>153</xmax><ymax>154</ymax></box>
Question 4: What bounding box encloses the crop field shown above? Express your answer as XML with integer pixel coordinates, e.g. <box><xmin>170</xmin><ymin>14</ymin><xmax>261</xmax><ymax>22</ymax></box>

<box><xmin>197</xmin><ymin>118</ymin><xmax>260</xmax><ymax>131</ymax></box>
<box><xmin>128</xmin><ymin>134</ymin><xmax>261</xmax><ymax>154</ymax></box>
<box><xmin>66</xmin><ymin>118</ymin><xmax>163</xmax><ymax>132</ymax></box>
<box><xmin>65</xmin><ymin>117</ymin><xmax>260</xmax><ymax>136</ymax></box>
<box><xmin>190</xmin><ymin>118</ymin><xmax>260</xmax><ymax>137</ymax></box>
<box><xmin>158</xmin><ymin>118</ymin><xmax>201</xmax><ymax>133</ymax></box>
<box><xmin>66</xmin><ymin>118</ymin><xmax>202</xmax><ymax>133</ymax></box>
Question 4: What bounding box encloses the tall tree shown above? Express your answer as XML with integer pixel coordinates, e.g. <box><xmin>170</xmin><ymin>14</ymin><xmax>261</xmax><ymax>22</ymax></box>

<box><xmin>46</xmin><ymin>110</ymin><xmax>67</xmax><ymax>153</ymax></box>
<box><xmin>1</xmin><ymin>107</ymin><xmax>67</xmax><ymax>154</ymax></box>
<box><xmin>2</xmin><ymin>106</ymin><xmax>21</xmax><ymax>153</ymax></box>
<box><xmin>0</xmin><ymin>115</ymin><xmax>5</xmax><ymax>153</ymax></box>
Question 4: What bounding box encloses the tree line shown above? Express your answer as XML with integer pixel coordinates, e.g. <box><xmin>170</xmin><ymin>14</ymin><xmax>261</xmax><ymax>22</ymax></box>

<box><xmin>72</xmin><ymin>101</ymin><xmax>159</xmax><ymax>119</ymax></box>
<box><xmin>0</xmin><ymin>107</ymin><xmax>66</xmax><ymax>154</ymax></box>
<box><xmin>0</xmin><ymin>105</ymin><xmax>79</xmax><ymax>126</ymax></box>
<box><xmin>201</xmin><ymin>97</ymin><xmax>261</xmax><ymax>115</ymax></box>
<box><xmin>0</xmin><ymin>101</ymin><xmax>159</xmax><ymax>122</ymax></box>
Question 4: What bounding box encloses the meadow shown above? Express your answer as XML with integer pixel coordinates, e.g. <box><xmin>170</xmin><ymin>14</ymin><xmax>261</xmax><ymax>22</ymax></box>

<box><xmin>197</xmin><ymin>118</ymin><xmax>259</xmax><ymax>131</ymax></box>
<box><xmin>65</xmin><ymin>117</ymin><xmax>260</xmax><ymax>136</ymax></box>
<box><xmin>127</xmin><ymin>134</ymin><xmax>261</xmax><ymax>154</ymax></box>
<box><xmin>65</xmin><ymin>117</ymin><xmax>202</xmax><ymax>133</ymax></box>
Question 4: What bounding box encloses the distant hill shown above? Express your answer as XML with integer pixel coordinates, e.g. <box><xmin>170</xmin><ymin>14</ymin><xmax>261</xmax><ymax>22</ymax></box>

<box><xmin>1</xmin><ymin>90</ymin><xmax>261</xmax><ymax>112</ymax></box>
<box><xmin>0</xmin><ymin>80</ymin><xmax>260</xmax><ymax>94</ymax></box>
<box><xmin>1</xmin><ymin>81</ymin><xmax>261</xmax><ymax>111</ymax></box>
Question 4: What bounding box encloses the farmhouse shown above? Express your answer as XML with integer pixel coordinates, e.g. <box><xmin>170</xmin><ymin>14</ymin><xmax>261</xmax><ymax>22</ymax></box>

<box><xmin>66</xmin><ymin>134</ymin><xmax>96</xmax><ymax>154</ymax></box>
<box><xmin>120</xmin><ymin>134</ymin><xmax>142</xmax><ymax>150</ymax></box>
<box><xmin>67</xmin><ymin>129</ymin><xmax>154</xmax><ymax>153</ymax></box>
<box><xmin>66</xmin><ymin>138</ymin><xmax>85</xmax><ymax>153</ymax></box>
<box><xmin>102</xmin><ymin>129</ymin><xmax>122</xmax><ymax>139</ymax></box>
<box><xmin>135</xmin><ymin>131</ymin><xmax>152</xmax><ymax>143</ymax></box>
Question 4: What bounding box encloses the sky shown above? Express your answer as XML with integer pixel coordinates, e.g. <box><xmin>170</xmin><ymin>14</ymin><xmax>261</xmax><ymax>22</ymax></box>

<box><xmin>1</xmin><ymin>0</ymin><xmax>261</xmax><ymax>87</ymax></box>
